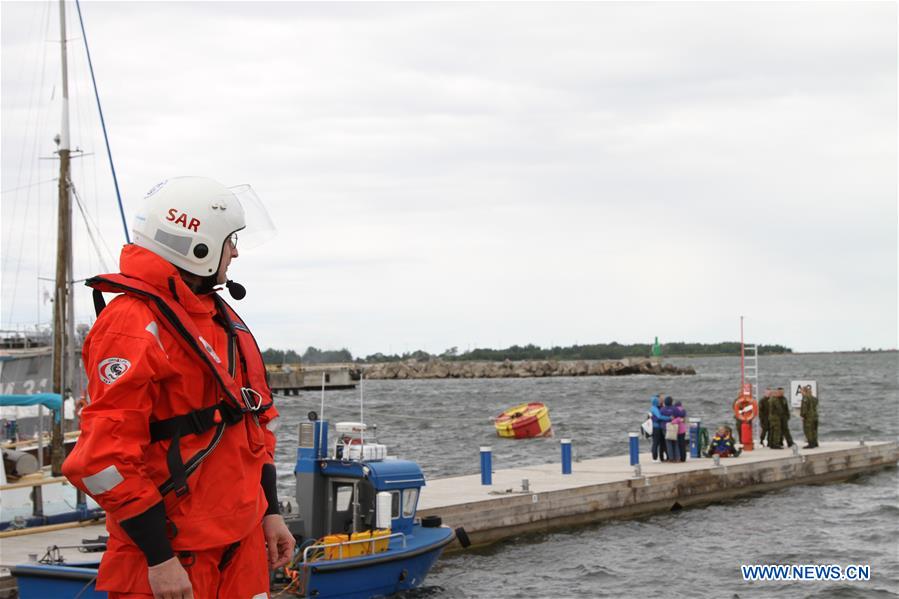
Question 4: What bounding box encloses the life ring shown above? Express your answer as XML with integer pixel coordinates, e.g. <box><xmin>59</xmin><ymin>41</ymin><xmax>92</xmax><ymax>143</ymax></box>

<box><xmin>733</xmin><ymin>395</ymin><xmax>758</xmax><ymax>422</ymax></box>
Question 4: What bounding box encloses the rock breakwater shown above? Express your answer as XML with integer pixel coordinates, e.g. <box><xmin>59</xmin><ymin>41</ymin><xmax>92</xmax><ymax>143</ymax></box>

<box><xmin>361</xmin><ymin>358</ymin><xmax>695</xmax><ymax>380</ymax></box>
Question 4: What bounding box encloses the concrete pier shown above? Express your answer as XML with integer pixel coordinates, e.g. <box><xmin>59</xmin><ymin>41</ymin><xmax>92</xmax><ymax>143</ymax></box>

<box><xmin>266</xmin><ymin>364</ymin><xmax>357</xmax><ymax>394</ymax></box>
<box><xmin>417</xmin><ymin>441</ymin><xmax>898</xmax><ymax>549</ymax></box>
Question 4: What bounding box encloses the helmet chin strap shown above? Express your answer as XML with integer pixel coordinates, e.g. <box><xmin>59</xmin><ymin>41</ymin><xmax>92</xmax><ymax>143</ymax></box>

<box><xmin>194</xmin><ymin>274</ymin><xmax>217</xmax><ymax>295</ymax></box>
<box><xmin>225</xmin><ymin>279</ymin><xmax>246</xmax><ymax>300</ymax></box>
<box><xmin>176</xmin><ymin>265</ymin><xmax>243</xmax><ymax>299</ymax></box>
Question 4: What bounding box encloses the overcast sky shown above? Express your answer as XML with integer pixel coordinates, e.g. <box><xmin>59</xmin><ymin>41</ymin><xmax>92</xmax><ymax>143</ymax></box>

<box><xmin>1</xmin><ymin>1</ymin><xmax>896</xmax><ymax>356</ymax></box>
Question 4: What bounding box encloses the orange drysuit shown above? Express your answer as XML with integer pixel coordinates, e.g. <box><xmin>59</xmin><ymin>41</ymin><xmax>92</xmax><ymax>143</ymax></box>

<box><xmin>63</xmin><ymin>245</ymin><xmax>279</xmax><ymax>597</ymax></box>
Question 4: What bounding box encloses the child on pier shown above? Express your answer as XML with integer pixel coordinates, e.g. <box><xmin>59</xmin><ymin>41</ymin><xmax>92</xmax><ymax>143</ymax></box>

<box><xmin>705</xmin><ymin>426</ymin><xmax>742</xmax><ymax>458</ymax></box>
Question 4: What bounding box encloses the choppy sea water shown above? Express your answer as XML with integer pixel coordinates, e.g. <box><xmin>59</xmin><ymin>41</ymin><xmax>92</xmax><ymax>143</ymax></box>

<box><xmin>271</xmin><ymin>353</ymin><xmax>899</xmax><ymax>598</ymax></box>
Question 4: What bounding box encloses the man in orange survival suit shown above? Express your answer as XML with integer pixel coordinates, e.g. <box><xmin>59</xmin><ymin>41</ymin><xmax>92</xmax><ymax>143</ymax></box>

<box><xmin>63</xmin><ymin>177</ymin><xmax>295</xmax><ymax>599</ymax></box>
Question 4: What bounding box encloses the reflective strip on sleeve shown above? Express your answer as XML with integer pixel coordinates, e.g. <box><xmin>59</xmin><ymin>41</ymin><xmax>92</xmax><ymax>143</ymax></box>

<box><xmin>145</xmin><ymin>320</ymin><xmax>167</xmax><ymax>355</ymax></box>
<box><xmin>82</xmin><ymin>464</ymin><xmax>125</xmax><ymax>495</ymax></box>
<box><xmin>145</xmin><ymin>321</ymin><xmax>164</xmax><ymax>349</ymax></box>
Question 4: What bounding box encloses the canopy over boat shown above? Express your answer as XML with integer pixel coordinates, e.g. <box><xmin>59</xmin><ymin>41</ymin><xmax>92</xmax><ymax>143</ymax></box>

<box><xmin>0</xmin><ymin>394</ymin><xmax>63</xmax><ymax>422</ymax></box>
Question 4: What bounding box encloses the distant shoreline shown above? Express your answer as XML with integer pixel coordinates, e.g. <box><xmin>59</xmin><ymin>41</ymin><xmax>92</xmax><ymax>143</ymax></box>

<box><xmin>664</xmin><ymin>349</ymin><xmax>897</xmax><ymax>358</ymax></box>
<box><xmin>275</xmin><ymin>349</ymin><xmax>898</xmax><ymax>370</ymax></box>
<box><xmin>360</xmin><ymin>357</ymin><xmax>696</xmax><ymax>380</ymax></box>
<box><xmin>787</xmin><ymin>349</ymin><xmax>897</xmax><ymax>355</ymax></box>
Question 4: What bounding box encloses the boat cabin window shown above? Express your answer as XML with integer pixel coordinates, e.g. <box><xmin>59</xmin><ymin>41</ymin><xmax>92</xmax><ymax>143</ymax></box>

<box><xmin>334</xmin><ymin>484</ymin><xmax>353</xmax><ymax>512</ymax></box>
<box><xmin>390</xmin><ymin>490</ymin><xmax>400</xmax><ymax>519</ymax></box>
<box><xmin>402</xmin><ymin>488</ymin><xmax>418</xmax><ymax>518</ymax></box>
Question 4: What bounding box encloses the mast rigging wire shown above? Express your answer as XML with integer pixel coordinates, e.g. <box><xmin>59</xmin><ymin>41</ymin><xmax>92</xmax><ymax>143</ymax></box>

<box><xmin>73</xmin><ymin>0</ymin><xmax>129</xmax><ymax>244</ymax></box>
<box><xmin>0</xmin><ymin>178</ymin><xmax>58</xmax><ymax>195</ymax></box>
<box><xmin>71</xmin><ymin>182</ymin><xmax>114</xmax><ymax>272</ymax></box>
<box><xmin>2</xmin><ymin>3</ymin><xmax>53</xmax><ymax>329</ymax></box>
<box><xmin>3</xmin><ymin>2</ymin><xmax>47</xmax><ymax>267</ymax></box>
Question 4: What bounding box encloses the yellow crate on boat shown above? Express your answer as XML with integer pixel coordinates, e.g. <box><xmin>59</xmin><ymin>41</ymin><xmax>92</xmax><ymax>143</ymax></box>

<box><xmin>322</xmin><ymin>534</ymin><xmax>350</xmax><ymax>560</ymax></box>
<box><xmin>321</xmin><ymin>529</ymin><xmax>391</xmax><ymax>560</ymax></box>
<box><xmin>369</xmin><ymin>528</ymin><xmax>391</xmax><ymax>553</ymax></box>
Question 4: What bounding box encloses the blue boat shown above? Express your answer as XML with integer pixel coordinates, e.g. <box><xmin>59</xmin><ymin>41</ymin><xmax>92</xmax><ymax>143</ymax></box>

<box><xmin>11</xmin><ymin>563</ymin><xmax>104</xmax><ymax>599</ymax></box>
<box><xmin>10</xmin><ymin>416</ymin><xmax>457</xmax><ymax>599</ymax></box>
<box><xmin>279</xmin><ymin>417</ymin><xmax>456</xmax><ymax>598</ymax></box>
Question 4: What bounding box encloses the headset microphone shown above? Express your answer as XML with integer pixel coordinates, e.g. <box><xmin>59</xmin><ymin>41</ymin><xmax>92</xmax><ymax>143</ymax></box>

<box><xmin>225</xmin><ymin>279</ymin><xmax>246</xmax><ymax>300</ymax></box>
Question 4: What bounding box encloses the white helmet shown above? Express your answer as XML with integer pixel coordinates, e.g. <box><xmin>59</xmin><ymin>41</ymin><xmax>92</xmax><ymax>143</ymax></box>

<box><xmin>133</xmin><ymin>177</ymin><xmax>265</xmax><ymax>276</ymax></box>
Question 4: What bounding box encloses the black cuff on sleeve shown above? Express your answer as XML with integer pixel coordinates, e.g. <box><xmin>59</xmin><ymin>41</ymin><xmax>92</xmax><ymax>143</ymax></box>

<box><xmin>261</xmin><ymin>463</ymin><xmax>279</xmax><ymax>516</ymax></box>
<box><xmin>119</xmin><ymin>501</ymin><xmax>175</xmax><ymax>566</ymax></box>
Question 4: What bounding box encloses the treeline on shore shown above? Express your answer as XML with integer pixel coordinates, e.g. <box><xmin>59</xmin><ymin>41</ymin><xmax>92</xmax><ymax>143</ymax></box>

<box><xmin>261</xmin><ymin>341</ymin><xmax>792</xmax><ymax>365</ymax></box>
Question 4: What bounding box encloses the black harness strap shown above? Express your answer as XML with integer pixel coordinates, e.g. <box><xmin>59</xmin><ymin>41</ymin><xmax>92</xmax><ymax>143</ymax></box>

<box><xmin>92</xmin><ymin>289</ymin><xmax>107</xmax><ymax>316</ymax></box>
<box><xmin>166</xmin><ymin>427</ymin><xmax>189</xmax><ymax>497</ymax></box>
<box><xmin>149</xmin><ymin>401</ymin><xmax>243</xmax><ymax>442</ymax></box>
<box><xmin>218</xmin><ymin>541</ymin><xmax>241</xmax><ymax>571</ymax></box>
<box><xmin>151</xmin><ymin>401</ymin><xmax>245</xmax><ymax>497</ymax></box>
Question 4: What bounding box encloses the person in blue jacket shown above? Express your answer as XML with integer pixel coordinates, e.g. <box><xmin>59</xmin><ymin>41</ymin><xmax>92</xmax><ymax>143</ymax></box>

<box><xmin>661</xmin><ymin>396</ymin><xmax>679</xmax><ymax>462</ymax></box>
<box><xmin>650</xmin><ymin>395</ymin><xmax>671</xmax><ymax>462</ymax></box>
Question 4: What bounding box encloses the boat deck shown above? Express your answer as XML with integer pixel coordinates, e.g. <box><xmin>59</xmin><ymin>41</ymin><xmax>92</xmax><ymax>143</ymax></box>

<box><xmin>0</xmin><ymin>520</ymin><xmax>106</xmax><ymax>573</ymax></box>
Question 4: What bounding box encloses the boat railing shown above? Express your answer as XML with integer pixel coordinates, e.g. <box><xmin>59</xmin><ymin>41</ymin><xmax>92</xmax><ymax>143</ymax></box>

<box><xmin>302</xmin><ymin>531</ymin><xmax>407</xmax><ymax>563</ymax></box>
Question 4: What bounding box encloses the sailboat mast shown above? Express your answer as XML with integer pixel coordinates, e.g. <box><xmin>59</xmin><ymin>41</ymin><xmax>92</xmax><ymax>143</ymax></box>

<box><xmin>51</xmin><ymin>0</ymin><xmax>73</xmax><ymax>476</ymax></box>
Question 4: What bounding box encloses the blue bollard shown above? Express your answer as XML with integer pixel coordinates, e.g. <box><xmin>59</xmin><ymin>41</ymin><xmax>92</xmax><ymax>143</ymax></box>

<box><xmin>629</xmin><ymin>432</ymin><xmax>640</xmax><ymax>465</ymax></box>
<box><xmin>561</xmin><ymin>439</ymin><xmax>572</xmax><ymax>474</ymax></box>
<box><xmin>480</xmin><ymin>446</ymin><xmax>492</xmax><ymax>485</ymax></box>
<box><xmin>689</xmin><ymin>418</ymin><xmax>701</xmax><ymax>458</ymax></box>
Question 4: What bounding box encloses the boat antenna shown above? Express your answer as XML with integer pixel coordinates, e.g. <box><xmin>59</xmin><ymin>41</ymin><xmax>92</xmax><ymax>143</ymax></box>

<box><xmin>73</xmin><ymin>0</ymin><xmax>129</xmax><ymax>243</ymax></box>
<box><xmin>318</xmin><ymin>372</ymin><xmax>326</xmax><ymax>459</ymax></box>
<box><xmin>359</xmin><ymin>373</ymin><xmax>364</xmax><ymax>452</ymax></box>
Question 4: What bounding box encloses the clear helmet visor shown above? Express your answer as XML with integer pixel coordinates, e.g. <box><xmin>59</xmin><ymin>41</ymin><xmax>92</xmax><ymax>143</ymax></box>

<box><xmin>227</xmin><ymin>184</ymin><xmax>277</xmax><ymax>249</ymax></box>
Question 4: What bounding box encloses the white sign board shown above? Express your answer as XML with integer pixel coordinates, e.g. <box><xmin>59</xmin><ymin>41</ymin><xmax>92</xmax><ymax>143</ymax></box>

<box><xmin>790</xmin><ymin>380</ymin><xmax>817</xmax><ymax>409</ymax></box>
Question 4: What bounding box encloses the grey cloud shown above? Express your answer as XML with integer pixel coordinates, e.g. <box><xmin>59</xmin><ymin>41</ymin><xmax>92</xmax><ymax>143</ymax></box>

<box><xmin>2</xmin><ymin>1</ymin><xmax>895</xmax><ymax>354</ymax></box>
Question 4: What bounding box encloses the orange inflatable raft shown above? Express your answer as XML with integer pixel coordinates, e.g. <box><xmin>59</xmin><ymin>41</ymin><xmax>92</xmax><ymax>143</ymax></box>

<box><xmin>494</xmin><ymin>402</ymin><xmax>552</xmax><ymax>439</ymax></box>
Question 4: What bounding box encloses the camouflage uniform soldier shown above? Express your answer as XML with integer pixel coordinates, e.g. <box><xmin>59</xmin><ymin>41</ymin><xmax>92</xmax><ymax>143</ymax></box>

<box><xmin>775</xmin><ymin>388</ymin><xmax>794</xmax><ymax>447</ymax></box>
<box><xmin>767</xmin><ymin>393</ymin><xmax>784</xmax><ymax>449</ymax></box>
<box><xmin>758</xmin><ymin>389</ymin><xmax>772</xmax><ymax>446</ymax></box>
<box><xmin>800</xmin><ymin>385</ymin><xmax>819</xmax><ymax>448</ymax></box>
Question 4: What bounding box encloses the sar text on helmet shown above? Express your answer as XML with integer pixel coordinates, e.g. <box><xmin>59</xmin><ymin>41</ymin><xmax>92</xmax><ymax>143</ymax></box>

<box><xmin>166</xmin><ymin>208</ymin><xmax>201</xmax><ymax>232</ymax></box>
